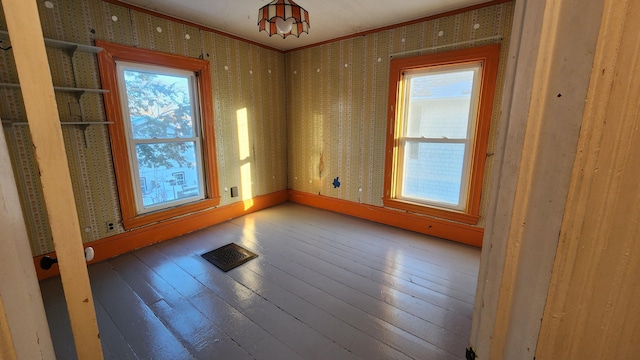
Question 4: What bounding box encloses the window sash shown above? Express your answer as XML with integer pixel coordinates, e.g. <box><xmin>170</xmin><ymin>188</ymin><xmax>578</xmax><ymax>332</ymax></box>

<box><xmin>396</xmin><ymin>139</ymin><xmax>469</xmax><ymax>210</ymax></box>
<box><xmin>394</xmin><ymin>63</ymin><xmax>482</xmax><ymax>211</ymax></box>
<box><xmin>131</xmin><ymin>140</ymin><xmax>205</xmax><ymax>212</ymax></box>
<box><xmin>116</xmin><ymin>62</ymin><xmax>206</xmax><ymax>214</ymax></box>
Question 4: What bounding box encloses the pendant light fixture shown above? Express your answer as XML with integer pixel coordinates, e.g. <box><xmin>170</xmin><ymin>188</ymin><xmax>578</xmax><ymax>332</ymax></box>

<box><xmin>258</xmin><ymin>0</ymin><xmax>310</xmax><ymax>38</ymax></box>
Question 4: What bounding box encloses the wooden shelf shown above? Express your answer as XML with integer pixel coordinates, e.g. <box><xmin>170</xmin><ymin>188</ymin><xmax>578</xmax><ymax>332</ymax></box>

<box><xmin>0</xmin><ymin>30</ymin><xmax>108</xmax><ymax>148</ymax></box>
<box><xmin>0</xmin><ymin>30</ymin><xmax>103</xmax><ymax>54</ymax></box>
<box><xmin>51</xmin><ymin>86</ymin><xmax>108</xmax><ymax>94</ymax></box>
<box><xmin>0</xmin><ymin>82</ymin><xmax>108</xmax><ymax>94</ymax></box>
<box><xmin>59</xmin><ymin>122</ymin><xmax>113</xmax><ymax>125</ymax></box>
<box><xmin>2</xmin><ymin>119</ymin><xmax>112</xmax><ymax>126</ymax></box>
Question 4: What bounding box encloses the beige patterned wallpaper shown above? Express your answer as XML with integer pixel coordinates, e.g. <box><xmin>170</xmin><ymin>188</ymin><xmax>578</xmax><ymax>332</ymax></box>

<box><xmin>285</xmin><ymin>2</ymin><xmax>514</xmax><ymax>227</ymax></box>
<box><xmin>0</xmin><ymin>0</ymin><xmax>287</xmax><ymax>256</ymax></box>
<box><xmin>1</xmin><ymin>1</ymin><xmax>513</xmax><ymax>256</ymax></box>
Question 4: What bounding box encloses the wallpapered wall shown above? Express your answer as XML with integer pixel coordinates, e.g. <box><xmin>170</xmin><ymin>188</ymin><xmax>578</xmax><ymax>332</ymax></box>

<box><xmin>0</xmin><ymin>0</ymin><xmax>287</xmax><ymax>256</ymax></box>
<box><xmin>285</xmin><ymin>2</ymin><xmax>514</xmax><ymax>228</ymax></box>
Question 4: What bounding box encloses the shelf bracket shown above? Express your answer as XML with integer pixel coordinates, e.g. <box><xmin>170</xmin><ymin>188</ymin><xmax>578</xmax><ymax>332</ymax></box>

<box><xmin>64</xmin><ymin>44</ymin><xmax>79</xmax><ymax>58</ymax></box>
<box><xmin>80</xmin><ymin>123</ymin><xmax>91</xmax><ymax>148</ymax></box>
<box><xmin>71</xmin><ymin>90</ymin><xmax>86</xmax><ymax>102</ymax></box>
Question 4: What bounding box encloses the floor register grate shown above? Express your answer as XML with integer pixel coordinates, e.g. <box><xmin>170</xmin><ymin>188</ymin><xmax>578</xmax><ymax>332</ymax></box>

<box><xmin>201</xmin><ymin>243</ymin><xmax>258</xmax><ymax>272</ymax></box>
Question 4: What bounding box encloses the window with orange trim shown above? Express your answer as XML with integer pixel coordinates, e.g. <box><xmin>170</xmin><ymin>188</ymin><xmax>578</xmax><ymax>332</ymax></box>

<box><xmin>383</xmin><ymin>44</ymin><xmax>500</xmax><ymax>225</ymax></box>
<box><xmin>96</xmin><ymin>41</ymin><xmax>220</xmax><ymax>230</ymax></box>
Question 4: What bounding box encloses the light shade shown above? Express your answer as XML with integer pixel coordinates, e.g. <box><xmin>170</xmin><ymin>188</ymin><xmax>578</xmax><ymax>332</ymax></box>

<box><xmin>258</xmin><ymin>0</ymin><xmax>310</xmax><ymax>39</ymax></box>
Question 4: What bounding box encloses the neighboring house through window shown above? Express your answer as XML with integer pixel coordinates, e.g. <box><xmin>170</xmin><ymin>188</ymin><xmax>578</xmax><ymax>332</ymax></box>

<box><xmin>384</xmin><ymin>44</ymin><xmax>500</xmax><ymax>224</ymax></box>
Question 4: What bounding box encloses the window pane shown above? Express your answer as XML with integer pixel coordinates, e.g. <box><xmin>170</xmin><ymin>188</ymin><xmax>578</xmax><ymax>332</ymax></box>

<box><xmin>401</xmin><ymin>142</ymin><xmax>465</xmax><ymax>206</ymax></box>
<box><xmin>124</xmin><ymin>70</ymin><xmax>194</xmax><ymax>139</ymax></box>
<box><xmin>136</xmin><ymin>142</ymin><xmax>202</xmax><ymax>208</ymax></box>
<box><xmin>406</xmin><ymin>70</ymin><xmax>475</xmax><ymax>139</ymax></box>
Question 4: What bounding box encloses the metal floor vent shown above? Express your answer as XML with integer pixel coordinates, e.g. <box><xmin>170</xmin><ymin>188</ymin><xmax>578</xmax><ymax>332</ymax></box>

<box><xmin>201</xmin><ymin>243</ymin><xmax>258</xmax><ymax>272</ymax></box>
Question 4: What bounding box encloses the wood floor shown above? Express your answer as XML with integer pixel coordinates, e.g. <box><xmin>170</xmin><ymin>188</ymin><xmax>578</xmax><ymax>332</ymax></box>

<box><xmin>40</xmin><ymin>203</ymin><xmax>480</xmax><ymax>360</ymax></box>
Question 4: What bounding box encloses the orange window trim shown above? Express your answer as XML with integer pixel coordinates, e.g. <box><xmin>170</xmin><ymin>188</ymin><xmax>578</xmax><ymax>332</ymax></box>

<box><xmin>383</xmin><ymin>44</ymin><xmax>501</xmax><ymax>225</ymax></box>
<box><xmin>96</xmin><ymin>41</ymin><xmax>220</xmax><ymax>230</ymax></box>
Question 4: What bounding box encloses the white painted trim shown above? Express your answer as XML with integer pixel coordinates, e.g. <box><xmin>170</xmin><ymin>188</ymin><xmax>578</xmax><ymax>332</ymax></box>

<box><xmin>470</xmin><ymin>0</ymin><xmax>546</xmax><ymax>356</ymax></box>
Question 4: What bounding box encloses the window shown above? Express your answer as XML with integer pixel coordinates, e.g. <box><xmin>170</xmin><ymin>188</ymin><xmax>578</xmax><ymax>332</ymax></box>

<box><xmin>118</xmin><ymin>63</ymin><xmax>205</xmax><ymax>212</ymax></box>
<box><xmin>97</xmin><ymin>41</ymin><xmax>220</xmax><ymax>229</ymax></box>
<box><xmin>383</xmin><ymin>45</ymin><xmax>500</xmax><ymax>224</ymax></box>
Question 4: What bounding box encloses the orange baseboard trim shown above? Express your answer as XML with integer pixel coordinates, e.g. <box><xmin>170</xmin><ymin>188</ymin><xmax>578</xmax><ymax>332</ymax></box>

<box><xmin>34</xmin><ymin>190</ymin><xmax>288</xmax><ymax>280</ymax></box>
<box><xmin>288</xmin><ymin>190</ymin><xmax>484</xmax><ymax>247</ymax></box>
<box><xmin>35</xmin><ymin>189</ymin><xmax>481</xmax><ymax>280</ymax></box>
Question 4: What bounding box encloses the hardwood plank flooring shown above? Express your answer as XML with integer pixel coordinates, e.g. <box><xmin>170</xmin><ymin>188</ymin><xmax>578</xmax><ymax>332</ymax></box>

<box><xmin>40</xmin><ymin>203</ymin><xmax>480</xmax><ymax>359</ymax></box>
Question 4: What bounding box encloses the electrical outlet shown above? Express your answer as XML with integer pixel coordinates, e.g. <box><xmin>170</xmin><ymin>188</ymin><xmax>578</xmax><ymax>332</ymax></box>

<box><xmin>230</xmin><ymin>186</ymin><xmax>238</xmax><ymax>198</ymax></box>
<box><xmin>106</xmin><ymin>221</ymin><xmax>115</xmax><ymax>233</ymax></box>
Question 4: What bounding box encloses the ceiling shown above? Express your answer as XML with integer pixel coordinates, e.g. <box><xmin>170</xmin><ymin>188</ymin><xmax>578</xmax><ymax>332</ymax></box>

<box><xmin>118</xmin><ymin>0</ymin><xmax>493</xmax><ymax>51</ymax></box>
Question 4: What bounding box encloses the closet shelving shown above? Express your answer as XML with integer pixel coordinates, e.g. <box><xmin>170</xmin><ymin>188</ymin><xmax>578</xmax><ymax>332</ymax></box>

<box><xmin>0</xmin><ymin>30</ymin><xmax>112</xmax><ymax>130</ymax></box>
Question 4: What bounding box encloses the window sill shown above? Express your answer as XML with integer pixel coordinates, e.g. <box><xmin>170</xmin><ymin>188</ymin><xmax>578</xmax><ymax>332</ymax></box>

<box><xmin>382</xmin><ymin>198</ymin><xmax>480</xmax><ymax>225</ymax></box>
<box><xmin>123</xmin><ymin>196</ymin><xmax>221</xmax><ymax>230</ymax></box>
